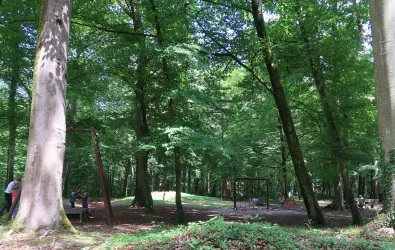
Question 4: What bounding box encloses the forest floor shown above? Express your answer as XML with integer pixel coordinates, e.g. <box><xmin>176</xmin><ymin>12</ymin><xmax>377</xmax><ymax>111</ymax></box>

<box><xmin>0</xmin><ymin>198</ymin><xmax>381</xmax><ymax>249</ymax></box>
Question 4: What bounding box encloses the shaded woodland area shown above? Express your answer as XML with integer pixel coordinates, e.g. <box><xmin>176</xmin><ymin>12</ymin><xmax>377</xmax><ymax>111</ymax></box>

<box><xmin>1</xmin><ymin>0</ymin><xmax>395</xmax><ymax>241</ymax></box>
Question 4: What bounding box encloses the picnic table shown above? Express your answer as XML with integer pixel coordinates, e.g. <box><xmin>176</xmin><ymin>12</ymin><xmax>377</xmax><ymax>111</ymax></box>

<box><xmin>65</xmin><ymin>207</ymin><xmax>89</xmax><ymax>223</ymax></box>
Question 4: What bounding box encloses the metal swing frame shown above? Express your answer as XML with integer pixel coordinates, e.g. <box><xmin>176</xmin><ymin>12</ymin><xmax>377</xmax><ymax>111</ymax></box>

<box><xmin>233</xmin><ymin>177</ymin><xmax>270</xmax><ymax>211</ymax></box>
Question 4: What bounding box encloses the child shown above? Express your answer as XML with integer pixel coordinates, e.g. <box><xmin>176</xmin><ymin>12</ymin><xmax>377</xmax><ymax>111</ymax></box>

<box><xmin>70</xmin><ymin>187</ymin><xmax>81</xmax><ymax>208</ymax></box>
<box><xmin>279</xmin><ymin>193</ymin><xmax>285</xmax><ymax>207</ymax></box>
<box><xmin>82</xmin><ymin>192</ymin><xmax>94</xmax><ymax>218</ymax></box>
<box><xmin>11</xmin><ymin>185</ymin><xmax>20</xmax><ymax>219</ymax></box>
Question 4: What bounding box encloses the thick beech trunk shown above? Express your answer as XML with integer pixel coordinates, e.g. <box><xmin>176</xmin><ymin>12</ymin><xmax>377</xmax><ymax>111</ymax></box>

<box><xmin>16</xmin><ymin>0</ymin><xmax>72</xmax><ymax>230</ymax></box>
<box><xmin>369</xmin><ymin>0</ymin><xmax>395</xmax><ymax>209</ymax></box>
<box><xmin>127</xmin><ymin>0</ymin><xmax>153</xmax><ymax>211</ymax></box>
<box><xmin>251</xmin><ymin>0</ymin><xmax>325</xmax><ymax>225</ymax></box>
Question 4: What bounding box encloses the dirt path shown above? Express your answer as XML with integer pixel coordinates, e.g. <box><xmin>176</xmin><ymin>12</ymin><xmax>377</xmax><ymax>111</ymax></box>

<box><xmin>69</xmin><ymin>200</ymin><xmax>377</xmax><ymax>234</ymax></box>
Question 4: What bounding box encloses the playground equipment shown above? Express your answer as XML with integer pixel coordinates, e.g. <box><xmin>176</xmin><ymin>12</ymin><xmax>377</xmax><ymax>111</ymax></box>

<box><xmin>233</xmin><ymin>177</ymin><xmax>270</xmax><ymax>210</ymax></box>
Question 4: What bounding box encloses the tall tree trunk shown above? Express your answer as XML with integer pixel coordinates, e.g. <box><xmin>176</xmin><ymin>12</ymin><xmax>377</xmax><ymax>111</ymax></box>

<box><xmin>125</xmin><ymin>0</ymin><xmax>153</xmax><ymax>211</ymax></box>
<box><xmin>296</xmin><ymin>4</ymin><xmax>362</xmax><ymax>224</ymax></box>
<box><xmin>251</xmin><ymin>0</ymin><xmax>325</xmax><ymax>225</ymax></box>
<box><xmin>150</xmin><ymin>0</ymin><xmax>184</xmax><ymax>222</ymax></box>
<box><xmin>369</xmin><ymin>0</ymin><xmax>395</xmax><ymax>210</ymax></box>
<box><xmin>16</xmin><ymin>0</ymin><xmax>72</xmax><ymax>230</ymax></box>
<box><xmin>6</xmin><ymin>65</ymin><xmax>19</xmax><ymax>185</ymax></box>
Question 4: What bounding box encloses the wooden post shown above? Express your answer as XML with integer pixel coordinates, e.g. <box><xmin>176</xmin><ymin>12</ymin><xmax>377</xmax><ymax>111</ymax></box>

<box><xmin>233</xmin><ymin>179</ymin><xmax>236</xmax><ymax>210</ymax></box>
<box><xmin>91</xmin><ymin>129</ymin><xmax>113</xmax><ymax>222</ymax></box>
<box><xmin>266</xmin><ymin>180</ymin><xmax>269</xmax><ymax>211</ymax></box>
<box><xmin>66</xmin><ymin>128</ymin><xmax>113</xmax><ymax>224</ymax></box>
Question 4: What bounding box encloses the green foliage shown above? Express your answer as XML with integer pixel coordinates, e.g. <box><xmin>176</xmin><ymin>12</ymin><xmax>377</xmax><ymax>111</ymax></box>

<box><xmin>107</xmin><ymin>216</ymin><xmax>395</xmax><ymax>249</ymax></box>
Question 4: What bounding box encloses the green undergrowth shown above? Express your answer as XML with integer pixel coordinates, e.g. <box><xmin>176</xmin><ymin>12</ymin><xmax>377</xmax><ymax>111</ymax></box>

<box><xmin>114</xmin><ymin>192</ymin><xmax>232</xmax><ymax>209</ymax></box>
<box><xmin>108</xmin><ymin>216</ymin><xmax>395</xmax><ymax>249</ymax></box>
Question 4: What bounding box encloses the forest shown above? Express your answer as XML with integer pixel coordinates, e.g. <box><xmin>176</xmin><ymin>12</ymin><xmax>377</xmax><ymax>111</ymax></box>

<box><xmin>1</xmin><ymin>0</ymin><xmax>395</xmax><ymax>249</ymax></box>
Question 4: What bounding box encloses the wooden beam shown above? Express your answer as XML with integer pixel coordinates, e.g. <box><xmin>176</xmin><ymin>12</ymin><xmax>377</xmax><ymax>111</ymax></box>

<box><xmin>66</xmin><ymin>128</ymin><xmax>113</xmax><ymax>224</ymax></box>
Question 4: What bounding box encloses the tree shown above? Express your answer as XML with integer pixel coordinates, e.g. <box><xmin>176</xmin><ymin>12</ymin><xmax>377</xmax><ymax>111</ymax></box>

<box><xmin>16</xmin><ymin>0</ymin><xmax>72</xmax><ymax>230</ymax></box>
<box><xmin>369</xmin><ymin>0</ymin><xmax>395</xmax><ymax>210</ymax></box>
<box><xmin>250</xmin><ymin>0</ymin><xmax>325</xmax><ymax>225</ymax></box>
<box><xmin>295</xmin><ymin>0</ymin><xmax>362</xmax><ymax>225</ymax></box>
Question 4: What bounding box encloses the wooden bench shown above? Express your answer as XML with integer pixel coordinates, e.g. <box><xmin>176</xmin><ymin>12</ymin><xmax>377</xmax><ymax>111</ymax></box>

<box><xmin>65</xmin><ymin>208</ymin><xmax>89</xmax><ymax>223</ymax></box>
<box><xmin>364</xmin><ymin>199</ymin><xmax>379</xmax><ymax>209</ymax></box>
<box><xmin>354</xmin><ymin>198</ymin><xmax>364</xmax><ymax>208</ymax></box>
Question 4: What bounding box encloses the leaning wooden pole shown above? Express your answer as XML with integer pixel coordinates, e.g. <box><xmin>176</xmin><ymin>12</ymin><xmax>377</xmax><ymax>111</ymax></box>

<box><xmin>91</xmin><ymin>129</ymin><xmax>113</xmax><ymax>221</ymax></box>
<box><xmin>66</xmin><ymin>128</ymin><xmax>113</xmax><ymax>224</ymax></box>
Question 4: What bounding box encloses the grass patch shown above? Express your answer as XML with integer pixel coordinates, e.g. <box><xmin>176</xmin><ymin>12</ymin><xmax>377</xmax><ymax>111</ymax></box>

<box><xmin>114</xmin><ymin>192</ymin><xmax>232</xmax><ymax>209</ymax></box>
<box><xmin>107</xmin><ymin>216</ymin><xmax>395</xmax><ymax>249</ymax></box>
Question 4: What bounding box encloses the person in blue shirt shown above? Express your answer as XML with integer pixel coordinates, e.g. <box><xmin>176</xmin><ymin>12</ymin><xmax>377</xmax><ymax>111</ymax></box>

<box><xmin>82</xmin><ymin>192</ymin><xmax>94</xmax><ymax>218</ymax></box>
<box><xmin>70</xmin><ymin>187</ymin><xmax>82</xmax><ymax>208</ymax></box>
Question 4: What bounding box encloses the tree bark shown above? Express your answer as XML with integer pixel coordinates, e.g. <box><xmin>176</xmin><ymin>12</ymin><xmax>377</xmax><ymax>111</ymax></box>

<box><xmin>16</xmin><ymin>0</ymin><xmax>72</xmax><ymax>230</ymax></box>
<box><xmin>369</xmin><ymin>0</ymin><xmax>395</xmax><ymax>209</ymax></box>
<box><xmin>251</xmin><ymin>0</ymin><xmax>325</xmax><ymax>225</ymax></box>
<box><xmin>252</xmin><ymin>0</ymin><xmax>326</xmax><ymax>224</ymax></box>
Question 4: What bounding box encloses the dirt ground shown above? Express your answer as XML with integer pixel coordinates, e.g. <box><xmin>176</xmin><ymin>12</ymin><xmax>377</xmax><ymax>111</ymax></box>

<box><xmin>70</xmin><ymin>199</ymin><xmax>378</xmax><ymax>235</ymax></box>
<box><xmin>0</xmin><ymin>199</ymin><xmax>380</xmax><ymax>249</ymax></box>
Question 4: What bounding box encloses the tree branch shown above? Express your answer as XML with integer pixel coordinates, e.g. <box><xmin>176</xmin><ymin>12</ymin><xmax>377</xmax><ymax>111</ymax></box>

<box><xmin>71</xmin><ymin>20</ymin><xmax>156</xmax><ymax>38</ymax></box>
<box><xmin>196</xmin><ymin>20</ymin><xmax>272</xmax><ymax>93</ymax></box>
<box><xmin>201</xmin><ymin>0</ymin><xmax>251</xmax><ymax>13</ymax></box>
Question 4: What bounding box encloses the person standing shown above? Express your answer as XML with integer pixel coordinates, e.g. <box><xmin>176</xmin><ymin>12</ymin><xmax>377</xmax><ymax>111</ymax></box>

<box><xmin>3</xmin><ymin>178</ymin><xmax>21</xmax><ymax>213</ymax></box>
<box><xmin>69</xmin><ymin>187</ymin><xmax>81</xmax><ymax>208</ymax></box>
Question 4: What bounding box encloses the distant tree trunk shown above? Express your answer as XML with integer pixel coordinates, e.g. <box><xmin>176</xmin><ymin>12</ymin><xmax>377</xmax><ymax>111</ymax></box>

<box><xmin>333</xmin><ymin>173</ymin><xmax>344</xmax><ymax>211</ymax></box>
<box><xmin>251</xmin><ymin>0</ymin><xmax>325</xmax><ymax>225</ymax></box>
<box><xmin>182</xmin><ymin>165</ymin><xmax>186</xmax><ymax>193</ymax></box>
<box><xmin>123</xmin><ymin>159</ymin><xmax>131</xmax><ymax>197</ymax></box>
<box><xmin>358</xmin><ymin>175</ymin><xmax>363</xmax><ymax>196</ymax></box>
<box><xmin>16</xmin><ymin>0</ymin><xmax>72</xmax><ymax>230</ymax></box>
<box><xmin>188</xmin><ymin>166</ymin><xmax>192</xmax><ymax>193</ymax></box>
<box><xmin>207</xmin><ymin>171</ymin><xmax>211</xmax><ymax>194</ymax></box>
<box><xmin>369</xmin><ymin>0</ymin><xmax>395</xmax><ymax>210</ymax></box>
<box><xmin>373</xmin><ymin>160</ymin><xmax>379</xmax><ymax>199</ymax></box>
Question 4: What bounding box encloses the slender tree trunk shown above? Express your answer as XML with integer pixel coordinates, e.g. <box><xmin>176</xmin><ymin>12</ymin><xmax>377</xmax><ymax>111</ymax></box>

<box><xmin>6</xmin><ymin>66</ymin><xmax>19</xmax><ymax>185</ymax></box>
<box><xmin>188</xmin><ymin>165</ymin><xmax>192</xmax><ymax>193</ymax></box>
<box><xmin>16</xmin><ymin>0</ymin><xmax>72</xmax><ymax>230</ymax></box>
<box><xmin>296</xmin><ymin>4</ymin><xmax>362</xmax><ymax>224</ymax></box>
<box><xmin>358</xmin><ymin>175</ymin><xmax>363</xmax><ymax>196</ymax></box>
<box><xmin>373</xmin><ymin>160</ymin><xmax>379</xmax><ymax>199</ymax></box>
<box><xmin>150</xmin><ymin>0</ymin><xmax>184</xmax><ymax>222</ymax></box>
<box><xmin>369</xmin><ymin>0</ymin><xmax>395</xmax><ymax>210</ymax></box>
<box><xmin>251</xmin><ymin>0</ymin><xmax>325</xmax><ymax>225</ymax></box>
<box><xmin>333</xmin><ymin>173</ymin><xmax>344</xmax><ymax>211</ymax></box>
